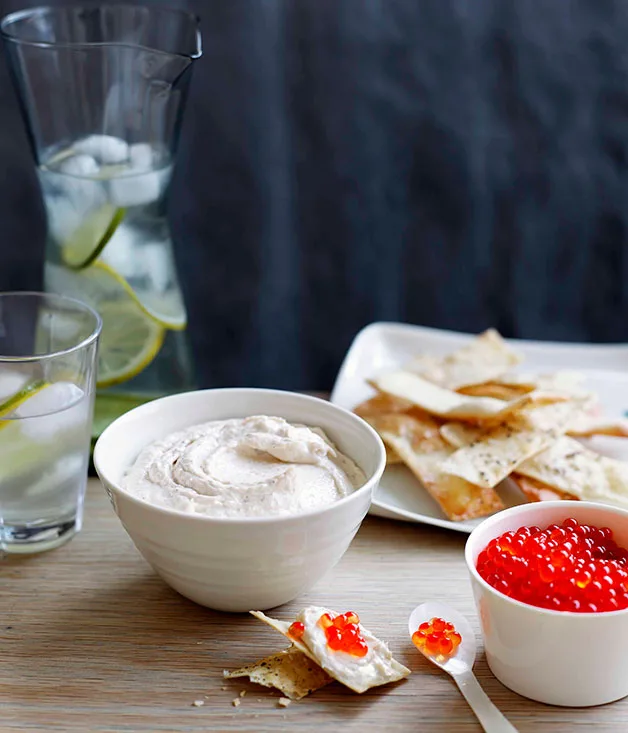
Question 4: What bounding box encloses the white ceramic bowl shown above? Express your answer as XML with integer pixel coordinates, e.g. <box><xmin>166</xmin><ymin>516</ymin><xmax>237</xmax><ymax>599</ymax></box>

<box><xmin>94</xmin><ymin>388</ymin><xmax>386</xmax><ymax>613</ymax></box>
<box><xmin>465</xmin><ymin>501</ymin><xmax>628</xmax><ymax>707</ymax></box>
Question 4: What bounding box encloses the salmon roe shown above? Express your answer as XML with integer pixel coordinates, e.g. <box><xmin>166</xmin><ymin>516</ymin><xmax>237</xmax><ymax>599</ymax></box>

<box><xmin>412</xmin><ymin>617</ymin><xmax>462</xmax><ymax>658</ymax></box>
<box><xmin>477</xmin><ymin>518</ymin><xmax>628</xmax><ymax>612</ymax></box>
<box><xmin>318</xmin><ymin>611</ymin><xmax>368</xmax><ymax>657</ymax></box>
<box><xmin>288</xmin><ymin>621</ymin><xmax>305</xmax><ymax>640</ymax></box>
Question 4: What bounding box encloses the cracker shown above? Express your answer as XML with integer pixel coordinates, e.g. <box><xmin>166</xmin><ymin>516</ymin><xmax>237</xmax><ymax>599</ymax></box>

<box><xmin>385</xmin><ymin>445</ymin><xmax>403</xmax><ymax>464</ymax></box>
<box><xmin>511</xmin><ymin>474</ymin><xmax>579</xmax><ymax>503</ymax></box>
<box><xmin>457</xmin><ymin>372</ymin><xmax>588</xmax><ymax>402</ymax></box>
<box><xmin>439</xmin><ymin>422</ymin><xmax>479</xmax><ymax>449</ymax></box>
<box><xmin>517</xmin><ymin>437</ymin><xmax>628</xmax><ymax>508</ymax></box>
<box><xmin>224</xmin><ymin>647</ymin><xmax>332</xmax><ymax>700</ymax></box>
<box><xmin>439</xmin><ymin>397</ymin><xmax>588</xmax><ymax>448</ymax></box>
<box><xmin>411</xmin><ymin>329</ymin><xmax>521</xmax><ymax>390</ymax></box>
<box><xmin>371</xmin><ymin>370</ymin><xmax>565</xmax><ymax>422</ymax></box>
<box><xmin>353</xmin><ymin>394</ymin><xmax>413</xmax><ymax>463</ymax></box>
<box><xmin>523</xmin><ymin>396</ymin><xmax>597</xmax><ymax>433</ymax></box>
<box><xmin>369</xmin><ymin>412</ymin><xmax>503</xmax><ymax>520</ymax></box>
<box><xmin>251</xmin><ymin>609</ymin><xmax>410</xmax><ymax>694</ymax></box>
<box><xmin>493</xmin><ymin>370</ymin><xmax>587</xmax><ymax>394</ymax></box>
<box><xmin>566</xmin><ymin>416</ymin><xmax>628</xmax><ymax>439</ymax></box>
<box><xmin>353</xmin><ymin>393</ymin><xmax>413</xmax><ymax>418</ymax></box>
<box><xmin>361</xmin><ymin>414</ymin><xmax>414</xmax><ymax>465</ymax></box>
<box><xmin>438</xmin><ymin>395</ymin><xmax>593</xmax><ymax>489</ymax></box>
<box><xmin>456</xmin><ymin>383</ymin><xmax>529</xmax><ymax>401</ymax></box>
<box><xmin>441</xmin><ymin>422</ymin><xmax>553</xmax><ymax>490</ymax></box>
<box><xmin>366</xmin><ymin>412</ymin><xmax>444</xmax><ymax>454</ymax></box>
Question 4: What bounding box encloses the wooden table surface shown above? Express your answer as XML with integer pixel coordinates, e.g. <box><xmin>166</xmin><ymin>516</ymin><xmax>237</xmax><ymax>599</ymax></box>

<box><xmin>4</xmin><ymin>479</ymin><xmax>628</xmax><ymax>733</ymax></box>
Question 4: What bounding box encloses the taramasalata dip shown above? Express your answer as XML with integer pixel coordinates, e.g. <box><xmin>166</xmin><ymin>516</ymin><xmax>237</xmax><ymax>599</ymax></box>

<box><xmin>121</xmin><ymin>415</ymin><xmax>365</xmax><ymax>518</ymax></box>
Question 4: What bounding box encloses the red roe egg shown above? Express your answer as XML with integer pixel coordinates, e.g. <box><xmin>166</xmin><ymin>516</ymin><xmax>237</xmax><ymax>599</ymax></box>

<box><xmin>318</xmin><ymin>611</ymin><xmax>368</xmax><ymax>657</ymax></box>
<box><xmin>411</xmin><ymin>617</ymin><xmax>462</xmax><ymax>659</ymax></box>
<box><xmin>477</xmin><ymin>519</ymin><xmax>628</xmax><ymax>613</ymax></box>
<box><xmin>288</xmin><ymin>621</ymin><xmax>305</xmax><ymax>640</ymax></box>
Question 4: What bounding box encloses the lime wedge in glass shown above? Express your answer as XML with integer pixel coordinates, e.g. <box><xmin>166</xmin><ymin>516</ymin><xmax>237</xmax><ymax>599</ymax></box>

<box><xmin>0</xmin><ymin>380</ymin><xmax>47</xmax><ymax>422</ymax></box>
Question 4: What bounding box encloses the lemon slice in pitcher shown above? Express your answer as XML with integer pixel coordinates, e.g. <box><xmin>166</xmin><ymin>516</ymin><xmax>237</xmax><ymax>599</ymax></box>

<box><xmin>137</xmin><ymin>289</ymin><xmax>187</xmax><ymax>331</ymax></box>
<box><xmin>97</xmin><ymin>299</ymin><xmax>164</xmax><ymax>387</ymax></box>
<box><xmin>45</xmin><ymin>262</ymin><xmax>165</xmax><ymax>387</ymax></box>
<box><xmin>61</xmin><ymin>203</ymin><xmax>126</xmax><ymax>270</ymax></box>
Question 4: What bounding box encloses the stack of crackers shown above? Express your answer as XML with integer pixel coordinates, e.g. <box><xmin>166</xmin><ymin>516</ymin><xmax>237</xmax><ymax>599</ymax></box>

<box><xmin>354</xmin><ymin>330</ymin><xmax>628</xmax><ymax>521</ymax></box>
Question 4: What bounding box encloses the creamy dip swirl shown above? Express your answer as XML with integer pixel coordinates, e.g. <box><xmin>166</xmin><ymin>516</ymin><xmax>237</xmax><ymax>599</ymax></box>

<box><xmin>122</xmin><ymin>415</ymin><xmax>366</xmax><ymax>518</ymax></box>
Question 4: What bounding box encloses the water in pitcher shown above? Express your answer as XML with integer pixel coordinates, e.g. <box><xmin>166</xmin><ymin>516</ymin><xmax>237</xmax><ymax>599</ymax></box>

<box><xmin>39</xmin><ymin>135</ymin><xmax>196</xmax><ymax>432</ymax></box>
<box><xmin>1</xmin><ymin>4</ymin><xmax>201</xmax><ymax>436</ymax></box>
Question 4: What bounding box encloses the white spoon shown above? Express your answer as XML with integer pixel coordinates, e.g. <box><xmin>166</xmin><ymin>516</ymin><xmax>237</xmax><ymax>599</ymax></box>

<box><xmin>408</xmin><ymin>601</ymin><xmax>518</xmax><ymax>733</ymax></box>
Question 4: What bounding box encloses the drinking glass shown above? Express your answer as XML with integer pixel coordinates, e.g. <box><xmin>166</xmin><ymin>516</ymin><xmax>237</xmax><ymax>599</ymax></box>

<box><xmin>0</xmin><ymin>292</ymin><xmax>101</xmax><ymax>554</ymax></box>
<box><xmin>1</xmin><ymin>5</ymin><xmax>201</xmax><ymax>440</ymax></box>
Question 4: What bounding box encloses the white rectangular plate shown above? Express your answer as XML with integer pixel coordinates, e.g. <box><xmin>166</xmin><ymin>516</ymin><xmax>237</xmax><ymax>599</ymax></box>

<box><xmin>330</xmin><ymin>322</ymin><xmax>628</xmax><ymax>534</ymax></box>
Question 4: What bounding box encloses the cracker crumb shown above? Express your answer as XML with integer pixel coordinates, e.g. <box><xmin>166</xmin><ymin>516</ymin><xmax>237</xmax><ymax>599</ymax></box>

<box><xmin>232</xmin><ymin>698</ymin><xmax>241</xmax><ymax>708</ymax></box>
<box><xmin>221</xmin><ymin>685</ymin><xmax>227</xmax><ymax>690</ymax></box>
<box><xmin>192</xmin><ymin>700</ymin><xmax>204</xmax><ymax>707</ymax></box>
<box><xmin>239</xmin><ymin>690</ymin><xmax>247</xmax><ymax>697</ymax></box>
<box><xmin>278</xmin><ymin>697</ymin><xmax>291</xmax><ymax>708</ymax></box>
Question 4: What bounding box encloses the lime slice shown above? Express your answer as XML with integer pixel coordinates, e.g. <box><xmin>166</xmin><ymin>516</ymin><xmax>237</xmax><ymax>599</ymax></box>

<box><xmin>0</xmin><ymin>380</ymin><xmax>47</xmax><ymax>422</ymax></box>
<box><xmin>45</xmin><ymin>262</ymin><xmax>165</xmax><ymax>387</ymax></box>
<box><xmin>0</xmin><ymin>382</ymin><xmax>87</xmax><ymax>488</ymax></box>
<box><xmin>0</xmin><ymin>371</ymin><xmax>31</xmax><ymax>407</ymax></box>
<box><xmin>62</xmin><ymin>204</ymin><xmax>126</xmax><ymax>270</ymax></box>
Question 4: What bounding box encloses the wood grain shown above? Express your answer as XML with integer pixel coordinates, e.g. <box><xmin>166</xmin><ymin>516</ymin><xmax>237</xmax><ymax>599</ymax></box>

<box><xmin>3</xmin><ymin>479</ymin><xmax>627</xmax><ymax>732</ymax></box>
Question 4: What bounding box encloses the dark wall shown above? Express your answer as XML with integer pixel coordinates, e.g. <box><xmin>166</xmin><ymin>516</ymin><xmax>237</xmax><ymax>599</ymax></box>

<box><xmin>2</xmin><ymin>0</ymin><xmax>628</xmax><ymax>390</ymax></box>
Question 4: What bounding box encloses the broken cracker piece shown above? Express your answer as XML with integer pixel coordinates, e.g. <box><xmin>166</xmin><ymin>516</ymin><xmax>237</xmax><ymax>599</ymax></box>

<box><xmin>440</xmin><ymin>396</ymin><xmax>591</xmax><ymax>448</ymax></box>
<box><xmin>278</xmin><ymin>697</ymin><xmax>291</xmax><ymax>707</ymax></box>
<box><xmin>492</xmin><ymin>370</ymin><xmax>587</xmax><ymax>394</ymax></box>
<box><xmin>516</xmin><ymin>436</ymin><xmax>628</xmax><ymax>508</ymax></box>
<box><xmin>251</xmin><ymin>607</ymin><xmax>410</xmax><ymax>694</ymax></box>
<box><xmin>385</xmin><ymin>444</ymin><xmax>403</xmax><ymax>464</ymax></box>
<box><xmin>511</xmin><ymin>474</ymin><xmax>579</xmax><ymax>503</ymax></box>
<box><xmin>457</xmin><ymin>382</ymin><xmax>529</xmax><ymax>401</ymax></box>
<box><xmin>439</xmin><ymin>421</ymin><xmax>478</xmax><ymax>449</ymax></box>
<box><xmin>353</xmin><ymin>392</ymin><xmax>414</xmax><ymax>417</ymax></box>
<box><xmin>224</xmin><ymin>647</ymin><xmax>332</xmax><ymax>700</ymax></box>
<box><xmin>567</xmin><ymin>416</ymin><xmax>628</xmax><ymax>439</ymax></box>
<box><xmin>440</xmin><ymin>423</ymin><xmax>554</xmax><ymax>490</ymax></box>
<box><xmin>408</xmin><ymin>329</ymin><xmax>522</xmax><ymax>390</ymax></box>
<box><xmin>369</xmin><ymin>412</ymin><xmax>503</xmax><ymax>520</ymax></box>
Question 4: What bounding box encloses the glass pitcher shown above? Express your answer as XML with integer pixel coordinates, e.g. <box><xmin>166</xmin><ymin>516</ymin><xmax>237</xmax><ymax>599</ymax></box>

<box><xmin>1</xmin><ymin>5</ymin><xmax>201</xmax><ymax>438</ymax></box>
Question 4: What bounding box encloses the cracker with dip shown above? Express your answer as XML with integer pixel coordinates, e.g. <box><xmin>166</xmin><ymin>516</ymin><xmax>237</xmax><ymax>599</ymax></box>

<box><xmin>249</xmin><ymin>607</ymin><xmax>410</xmax><ymax>694</ymax></box>
<box><xmin>355</xmin><ymin>330</ymin><xmax>628</xmax><ymax>521</ymax></box>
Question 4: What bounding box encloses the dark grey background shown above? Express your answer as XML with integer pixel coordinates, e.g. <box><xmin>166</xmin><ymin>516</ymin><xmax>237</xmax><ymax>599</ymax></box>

<box><xmin>2</xmin><ymin>0</ymin><xmax>628</xmax><ymax>390</ymax></box>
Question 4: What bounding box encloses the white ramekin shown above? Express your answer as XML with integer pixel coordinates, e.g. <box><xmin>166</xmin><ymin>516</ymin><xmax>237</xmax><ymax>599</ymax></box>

<box><xmin>465</xmin><ymin>501</ymin><xmax>628</xmax><ymax>707</ymax></box>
